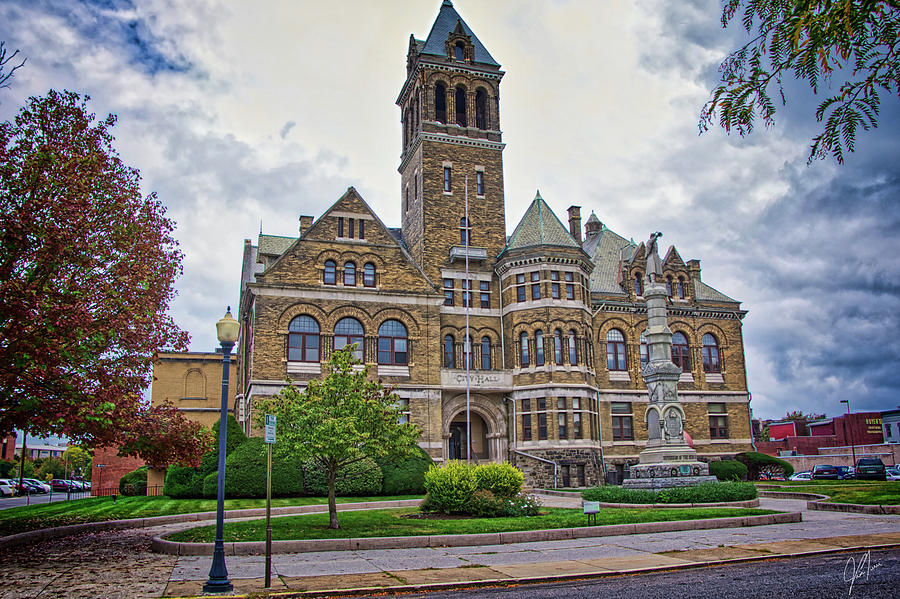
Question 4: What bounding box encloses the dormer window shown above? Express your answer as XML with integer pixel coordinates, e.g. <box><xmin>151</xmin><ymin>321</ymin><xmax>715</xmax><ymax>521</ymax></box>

<box><xmin>454</xmin><ymin>42</ymin><xmax>465</xmax><ymax>61</ymax></box>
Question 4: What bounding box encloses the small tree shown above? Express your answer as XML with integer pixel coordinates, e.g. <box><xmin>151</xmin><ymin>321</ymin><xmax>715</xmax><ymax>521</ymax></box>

<box><xmin>257</xmin><ymin>348</ymin><xmax>420</xmax><ymax>529</ymax></box>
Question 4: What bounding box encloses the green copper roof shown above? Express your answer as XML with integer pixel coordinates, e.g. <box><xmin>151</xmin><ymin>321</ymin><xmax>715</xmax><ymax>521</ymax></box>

<box><xmin>505</xmin><ymin>191</ymin><xmax>581</xmax><ymax>252</ymax></box>
<box><xmin>421</xmin><ymin>1</ymin><xmax>499</xmax><ymax>66</ymax></box>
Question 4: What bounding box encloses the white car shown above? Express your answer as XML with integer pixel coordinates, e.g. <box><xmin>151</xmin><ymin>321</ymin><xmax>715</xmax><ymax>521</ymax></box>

<box><xmin>789</xmin><ymin>471</ymin><xmax>812</xmax><ymax>481</ymax></box>
<box><xmin>886</xmin><ymin>466</ymin><xmax>900</xmax><ymax>481</ymax></box>
<box><xmin>24</xmin><ymin>478</ymin><xmax>51</xmax><ymax>493</ymax></box>
<box><xmin>0</xmin><ymin>479</ymin><xmax>16</xmax><ymax>497</ymax></box>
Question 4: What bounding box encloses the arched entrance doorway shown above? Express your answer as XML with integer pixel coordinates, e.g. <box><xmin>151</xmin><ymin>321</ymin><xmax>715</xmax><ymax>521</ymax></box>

<box><xmin>442</xmin><ymin>393</ymin><xmax>507</xmax><ymax>463</ymax></box>
<box><xmin>448</xmin><ymin>412</ymin><xmax>489</xmax><ymax>461</ymax></box>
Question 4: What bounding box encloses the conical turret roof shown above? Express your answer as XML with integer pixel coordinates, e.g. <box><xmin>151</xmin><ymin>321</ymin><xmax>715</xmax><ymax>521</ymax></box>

<box><xmin>421</xmin><ymin>1</ymin><xmax>499</xmax><ymax>66</ymax></box>
<box><xmin>504</xmin><ymin>191</ymin><xmax>582</xmax><ymax>252</ymax></box>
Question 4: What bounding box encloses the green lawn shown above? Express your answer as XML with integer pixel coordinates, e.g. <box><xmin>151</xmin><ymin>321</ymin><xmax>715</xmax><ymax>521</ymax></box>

<box><xmin>168</xmin><ymin>506</ymin><xmax>778</xmax><ymax>543</ymax></box>
<box><xmin>0</xmin><ymin>495</ymin><xmax>421</xmax><ymax>538</ymax></box>
<box><xmin>758</xmin><ymin>480</ymin><xmax>900</xmax><ymax>505</ymax></box>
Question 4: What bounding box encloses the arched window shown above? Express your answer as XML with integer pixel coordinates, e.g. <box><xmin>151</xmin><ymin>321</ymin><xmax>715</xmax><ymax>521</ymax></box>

<box><xmin>343</xmin><ymin>262</ymin><xmax>356</xmax><ymax>286</ymax></box>
<box><xmin>475</xmin><ymin>88</ymin><xmax>488</xmax><ymax>129</ymax></box>
<box><xmin>640</xmin><ymin>330</ymin><xmax>649</xmax><ymax>366</ymax></box>
<box><xmin>334</xmin><ymin>317</ymin><xmax>364</xmax><ymax>361</ymax></box>
<box><xmin>435</xmin><ymin>82</ymin><xmax>447</xmax><ymax>123</ymax></box>
<box><xmin>455</xmin><ymin>85</ymin><xmax>467</xmax><ymax>127</ymax></box>
<box><xmin>553</xmin><ymin>329</ymin><xmax>563</xmax><ymax>365</ymax></box>
<box><xmin>677</xmin><ymin>276</ymin><xmax>686</xmax><ymax>299</ymax></box>
<box><xmin>454</xmin><ymin>41</ymin><xmax>465</xmax><ymax>61</ymax></box>
<box><xmin>443</xmin><ymin>334</ymin><xmax>455</xmax><ymax>368</ymax></box>
<box><xmin>606</xmin><ymin>329</ymin><xmax>626</xmax><ymax>371</ymax></box>
<box><xmin>535</xmin><ymin>329</ymin><xmax>545</xmax><ymax>366</ymax></box>
<box><xmin>634</xmin><ymin>272</ymin><xmax>643</xmax><ymax>296</ymax></box>
<box><xmin>288</xmin><ymin>316</ymin><xmax>320</xmax><ymax>362</ymax></box>
<box><xmin>568</xmin><ymin>330</ymin><xmax>578</xmax><ymax>365</ymax></box>
<box><xmin>671</xmin><ymin>332</ymin><xmax>690</xmax><ymax>372</ymax></box>
<box><xmin>459</xmin><ymin>217</ymin><xmax>471</xmax><ymax>245</ymax></box>
<box><xmin>324</xmin><ymin>260</ymin><xmax>336</xmax><ymax>285</ymax></box>
<box><xmin>481</xmin><ymin>336</ymin><xmax>491</xmax><ymax>370</ymax></box>
<box><xmin>378</xmin><ymin>320</ymin><xmax>408</xmax><ymax>365</ymax></box>
<box><xmin>520</xmin><ymin>331</ymin><xmax>530</xmax><ymax>367</ymax></box>
<box><xmin>363</xmin><ymin>263</ymin><xmax>376</xmax><ymax>287</ymax></box>
<box><xmin>665</xmin><ymin>276</ymin><xmax>673</xmax><ymax>297</ymax></box>
<box><xmin>702</xmin><ymin>333</ymin><xmax>721</xmax><ymax>373</ymax></box>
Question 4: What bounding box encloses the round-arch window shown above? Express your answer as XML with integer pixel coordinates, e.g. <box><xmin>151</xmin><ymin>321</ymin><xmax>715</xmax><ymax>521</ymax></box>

<box><xmin>606</xmin><ymin>329</ymin><xmax>626</xmax><ymax>371</ymax></box>
<box><xmin>568</xmin><ymin>330</ymin><xmax>578</xmax><ymax>365</ymax></box>
<box><xmin>671</xmin><ymin>332</ymin><xmax>690</xmax><ymax>372</ymax></box>
<box><xmin>363</xmin><ymin>263</ymin><xmax>376</xmax><ymax>287</ymax></box>
<box><xmin>324</xmin><ymin>260</ymin><xmax>336</xmax><ymax>285</ymax></box>
<box><xmin>378</xmin><ymin>320</ymin><xmax>408</xmax><ymax>365</ymax></box>
<box><xmin>677</xmin><ymin>277</ymin><xmax>686</xmax><ymax>299</ymax></box>
<box><xmin>534</xmin><ymin>329</ymin><xmax>545</xmax><ymax>366</ymax></box>
<box><xmin>443</xmin><ymin>334</ymin><xmax>455</xmax><ymax>368</ymax></box>
<box><xmin>481</xmin><ymin>336</ymin><xmax>491</xmax><ymax>370</ymax></box>
<box><xmin>702</xmin><ymin>333</ymin><xmax>720</xmax><ymax>373</ymax></box>
<box><xmin>334</xmin><ymin>317</ymin><xmax>364</xmax><ymax>361</ymax></box>
<box><xmin>520</xmin><ymin>331</ymin><xmax>530</xmax><ymax>367</ymax></box>
<box><xmin>640</xmin><ymin>330</ymin><xmax>649</xmax><ymax>365</ymax></box>
<box><xmin>553</xmin><ymin>329</ymin><xmax>564</xmax><ymax>365</ymax></box>
<box><xmin>454</xmin><ymin>42</ymin><xmax>465</xmax><ymax>61</ymax></box>
<box><xmin>288</xmin><ymin>316</ymin><xmax>320</xmax><ymax>362</ymax></box>
<box><xmin>343</xmin><ymin>262</ymin><xmax>356</xmax><ymax>286</ymax></box>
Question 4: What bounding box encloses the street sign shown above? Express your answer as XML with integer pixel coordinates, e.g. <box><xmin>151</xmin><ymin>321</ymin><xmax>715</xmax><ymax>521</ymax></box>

<box><xmin>264</xmin><ymin>414</ymin><xmax>276</xmax><ymax>444</ymax></box>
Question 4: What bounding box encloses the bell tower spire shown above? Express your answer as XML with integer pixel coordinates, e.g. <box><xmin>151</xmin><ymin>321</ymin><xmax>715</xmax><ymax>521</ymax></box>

<box><xmin>397</xmin><ymin>1</ymin><xmax>506</xmax><ymax>283</ymax></box>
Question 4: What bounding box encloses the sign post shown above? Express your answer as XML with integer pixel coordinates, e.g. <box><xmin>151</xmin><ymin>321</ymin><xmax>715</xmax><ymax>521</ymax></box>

<box><xmin>264</xmin><ymin>414</ymin><xmax>276</xmax><ymax>588</ymax></box>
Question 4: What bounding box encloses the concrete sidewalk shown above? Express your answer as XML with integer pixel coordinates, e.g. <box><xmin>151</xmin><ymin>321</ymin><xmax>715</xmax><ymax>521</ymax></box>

<box><xmin>159</xmin><ymin>497</ymin><xmax>900</xmax><ymax>598</ymax></box>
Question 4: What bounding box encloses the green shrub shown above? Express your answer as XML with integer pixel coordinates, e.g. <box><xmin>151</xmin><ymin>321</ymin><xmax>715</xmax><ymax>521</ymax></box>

<box><xmin>709</xmin><ymin>460</ymin><xmax>748</xmax><ymax>481</ymax></box>
<box><xmin>301</xmin><ymin>457</ymin><xmax>383</xmax><ymax>497</ymax></box>
<box><xmin>0</xmin><ymin>459</ymin><xmax>15</xmax><ymax>478</ymax></box>
<box><xmin>469</xmin><ymin>489</ymin><xmax>505</xmax><ymax>517</ymax></box>
<box><xmin>502</xmin><ymin>492</ymin><xmax>542</xmax><ymax>517</ymax></box>
<box><xmin>735</xmin><ymin>452</ymin><xmax>794</xmax><ymax>479</ymax></box>
<box><xmin>163</xmin><ymin>464</ymin><xmax>203</xmax><ymax>498</ymax></box>
<box><xmin>423</xmin><ymin>461</ymin><xmax>477</xmax><ymax>514</ymax></box>
<box><xmin>223</xmin><ymin>438</ymin><xmax>305</xmax><ymax>498</ymax></box>
<box><xmin>214</xmin><ymin>414</ymin><xmax>248</xmax><ymax>455</ymax></box>
<box><xmin>376</xmin><ymin>446</ymin><xmax>433</xmax><ymax>495</ymax></box>
<box><xmin>118</xmin><ymin>466</ymin><xmax>149</xmax><ymax>496</ymax></box>
<box><xmin>202</xmin><ymin>471</ymin><xmax>219</xmax><ymax>498</ymax></box>
<box><xmin>473</xmin><ymin>462</ymin><xmax>523</xmax><ymax>498</ymax></box>
<box><xmin>582</xmin><ymin>481</ymin><xmax>757</xmax><ymax>504</ymax></box>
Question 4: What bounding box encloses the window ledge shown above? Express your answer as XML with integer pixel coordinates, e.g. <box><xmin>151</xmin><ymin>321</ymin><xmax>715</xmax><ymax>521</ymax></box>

<box><xmin>287</xmin><ymin>362</ymin><xmax>321</xmax><ymax>375</ymax></box>
<box><xmin>679</xmin><ymin>372</ymin><xmax>695</xmax><ymax>383</ymax></box>
<box><xmin>378</xmin><ymin>365</ymin><xmax>410</xmax><ymax>377</ymax></box>
<box><xmin>705</xmin><ymin>373</ymin><xmax>724</xmax><ymax>383</ymax></box>
<box><xmin>609</xmin><ymin>371</ymin><xmax>631</xmax><ymax>382</ymax></box>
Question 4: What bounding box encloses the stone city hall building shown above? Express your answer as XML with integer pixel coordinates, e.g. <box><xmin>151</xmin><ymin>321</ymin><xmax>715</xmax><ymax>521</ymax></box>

<box><xmin>234</xmin><ymin>1</ymin><xmax>753</xmax><ymax>487</ymax></box>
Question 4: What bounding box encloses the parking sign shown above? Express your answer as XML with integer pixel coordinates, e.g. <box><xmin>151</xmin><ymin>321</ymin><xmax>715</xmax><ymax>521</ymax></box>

<box><xmin>264</xmin><ymin>414</ymin><xmax>276</xmax><ymax>444</ymax></box>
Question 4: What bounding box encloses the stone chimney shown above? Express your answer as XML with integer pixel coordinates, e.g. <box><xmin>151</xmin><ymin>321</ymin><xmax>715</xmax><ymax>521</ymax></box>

<box><xmin>299</xmin><ymin>215</ymin><xmax>314</xmax><ymax>236</ymax></box>
<box><xmin>567</xmin><ymin>206</ymin><xmax>582</xmax><ymax>244</ymax></box>
<box><xmin>687</xmin><ymin>259</ymin><xmax>701</xmax><ymax>283</ymax></box>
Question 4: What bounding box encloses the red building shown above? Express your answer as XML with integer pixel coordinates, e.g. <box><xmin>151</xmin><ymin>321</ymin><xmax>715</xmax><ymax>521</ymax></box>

<box><xmin>91</xmin><ymin>446</ymin><xmax>144</xmax><ymax>496</ymax></box>
<box><xmin>808</xmin><ymin>412</ymin><xmax>883</xmax><ymax>446</ymax></box>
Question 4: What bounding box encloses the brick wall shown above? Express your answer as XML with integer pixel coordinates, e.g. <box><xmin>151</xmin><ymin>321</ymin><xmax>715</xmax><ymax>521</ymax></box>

<box><xmin>91</xmin><ymin>446</ymin><xmax>144</xmax><ymax>495</ymax></box>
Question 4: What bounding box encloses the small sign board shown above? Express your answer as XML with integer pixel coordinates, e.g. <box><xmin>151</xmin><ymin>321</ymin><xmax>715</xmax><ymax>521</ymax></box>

<box><xmin>264</xmin><ymin>414</ymin><xmax>276</xmax><ymax>444</ymax></box>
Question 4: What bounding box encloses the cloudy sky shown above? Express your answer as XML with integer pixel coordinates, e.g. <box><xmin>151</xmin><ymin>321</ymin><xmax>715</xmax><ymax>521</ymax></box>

<box><xmin>2</xmin><ymin>0</ymin><xmax>898</xmax><ymax>421</ymax></box>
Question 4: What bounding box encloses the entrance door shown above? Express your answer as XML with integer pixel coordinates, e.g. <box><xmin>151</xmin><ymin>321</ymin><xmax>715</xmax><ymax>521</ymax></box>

<box><xmin>449</xmin><ymin>423</ymin><xmax>466</xmax><ymax>461</ymax></box>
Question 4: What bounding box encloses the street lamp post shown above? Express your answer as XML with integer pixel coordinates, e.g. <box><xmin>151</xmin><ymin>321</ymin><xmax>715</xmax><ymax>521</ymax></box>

<box><xmin>204</xmin><ymin>307</ymin><xmax>239</xmax><ymax>594</ymax></box>
<box><xmin>840</xmin><ymin>399</ymin><xmax>857</xmax><ymax>467</ymax></box>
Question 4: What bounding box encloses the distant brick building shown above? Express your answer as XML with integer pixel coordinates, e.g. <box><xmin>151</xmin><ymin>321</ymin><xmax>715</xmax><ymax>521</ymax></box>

<box><xmin>232</xmin><ymin>1</ymin><xmax>754</xmax><ymax>488</ymax></box>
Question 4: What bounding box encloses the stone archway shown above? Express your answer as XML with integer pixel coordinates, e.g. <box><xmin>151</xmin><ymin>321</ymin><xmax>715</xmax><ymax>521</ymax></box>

<box><xmin>442</xmin><ymin>394</ymin><xmax>506</xmax><ymax>463</ymax></box>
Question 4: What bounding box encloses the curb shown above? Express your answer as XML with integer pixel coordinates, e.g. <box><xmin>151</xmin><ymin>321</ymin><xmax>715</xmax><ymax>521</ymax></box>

<box><xmin>151</xmin><ymin>511</ymin><xmax>801</xmax><ymax>556</ymax></box>
<box><xmin>0</xmin><ymin>499</ymin><xmax>422</xmax><ymax>551</ymax></box>
<box><xmin>757</xmin><ymin>490</ymin><xmax>900</xmax><ymax>514</ymax></box>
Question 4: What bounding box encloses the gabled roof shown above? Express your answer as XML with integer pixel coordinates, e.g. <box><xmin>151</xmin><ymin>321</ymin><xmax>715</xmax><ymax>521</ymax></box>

<box><xmin>421</xmin><ymin>1</ymin><xmax>499</xmax><ymax>66</ymax></box>
<box><xmin>504</xmin><ymin>191</ymin><xmax>582</xmax><ymax>252</ymax></box>
<box><xmin>582</xmin><ymin>224</ymin><xmax>635</xmax><ymax>295</ymax></box>
<box><xmin>693</xmin><ymin>280</ymin><xmax>738</xmax><ymax>303</ymax></box>
<box><xmin>258</xmin><ymin>234</ymin><xmax>296</xmax><ymax>256</ymax></box>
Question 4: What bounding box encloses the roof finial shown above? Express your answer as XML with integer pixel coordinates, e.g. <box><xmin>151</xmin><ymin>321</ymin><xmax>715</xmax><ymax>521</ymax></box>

<box><xmin>534</xmin><ymin>189</ymin><xmax>542</xmax><ymax>201</ymax></box>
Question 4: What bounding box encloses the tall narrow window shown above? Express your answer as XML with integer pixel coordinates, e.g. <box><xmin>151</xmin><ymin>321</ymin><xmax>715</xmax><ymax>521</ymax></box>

<box><xmin>568</xmin><ymin>330</ymin><xmax>578</xmax><ymax>365</ymax></box>
<box><xmin>348</xmin><ymin>218</ymin><xmax>354</xmax><ymax>239</ymax></box>
<box><xmin>554</xmin><ymin>329</ymin><xmax>563</xmax><ymax>365</ymax></box>
<box><xmin>454</xmin><ymin>41</ymin><xmax>465</xmax><ymax>61</ymax></box>
<box><xmin>459</xmin><ymin>217</ymin><xmax>470</xmax><ymax>245</ymax></box>
<box><xmin>443</xmin><ymin>335</ymin><xmax>455</xmax><ymax>368</ymax></box>
<box><xmin>702</xmin><ymin>333</ymin><xmax>721</xmax><ymax>373</ymax></box>
<box><xmin>634</xmin><ymin>272</ymin><xmax>643</xmax><ymax>296</ymax></box>
<box><xmin>455</xmin><ymin>85</ymin><xmax>467</xmax><ymax>127</ymax></box>
<box><xmin>481</xmin><ymin>336</ymin><xmax>491</xmax><ymax>370</ymax></box>
<box><xmin>565</xmin><ymin>271</ymin><xmax>575</xmax><ymax>300</ymax></box>
<box><xmin>288</xmin><ymin>316</ymin><xmax>320</xmax><ymax>363</ymax></box>
<box><xmin>476</xmin><ymin>171</ymin><xmax>484</xmax><ymax>195</ymax></box>
<box><xmin>671</xmin><ymin>332</ymin><xmax>691</xmax><ymax>372</ymax></box>
<box><xmin>443</xmin><ymin>278</ymin><xmax>454</xmax><ymax>306</ymax></box>
<box><xmin>475</xmin><ymin>88</ymin><xmax>488</xmax><ymax>129</ymax></box>
<box><xmin>363</xmin><ymin>263</ymin><xmax>376</xmax><ymax>287</ymax></box>
<box><xmin>464</xmin><ymin>335</ymin><xmax>473</xmax><ymax>369</ymax></box>
<box><xmin>359</xmin><ymin>219</ymin><xmax>365</xmax><ymax>239</ymax></box>
<box><xmin>323</xmin><ymin>260</ymin><xmax>336</xmax><ymax>285</ymax></box>
<box><xmin>573</xmin><ymin>412</ymin><xmax>583</xmax><ymax>439</ymax></box>
<box><xmin>530</xmin><ymin>271</ymin><xmax>541</xmax><ymax>300</ymax></box>
<box><xmin>444</xmin><ymin>166</ymin><xmax>452</xmax><ymax>192</ymax></box>
<box><xmin>535</xmin><ymin>329</ymin><xmax>545</xmax><ymax>366</ymax></box>
<box><xmin>606</xmin><ymin>329</ymin><xmax>626</xmax><ymax>371</ymax></box>
<box><xmin>435</xmin><ymin>83</ymin><xmax>446</xmax><ymax>123</ymax></box>
<box><xmin>343</xmin><ymin>262</ymin><xmax>356</xmax><ymax>286</ymax></box>
<box><xmin>611</xmin><ymin>402</ymin><xmax>634</xmax><ymax>441</ymax></box>
<box><xmin>480</xmin><ymin>280</ymin><xmax>490</xmax><ymax>308</ymax></box>
<box><xmin>523</xmin><ymin>413</ymin><xmax>532</xmax><ymax>441</ymax></box>
<box><xmin>640</xmin><ymin>330</ymin><xmax>649</xmax><ymax>366</ymax></box>
<box><xmin>516</xmin><ymin>273</ymin><xmax>526</xmax><ymax>302</ymax></box>
<box><xmin>551</xmin><ymin>271</ymin><xmax>561</xmax><ymax>299</ymax></box>
<box><xmin>677</xmin><ymin>276</ymin><xmax>685</xmax><ymax>299</ymax></box>
<box><xmin>558</xmin><ymin>413</ymin><xmax>567</xmax><ymax>440</ymax></box>
<box><xmin>666</xmin><ymin>276</ymin><xmax>673</xmax><ymax>297</ymax></box>
<box><xmin>334</xmin><ymin>317</ymin><xmax>364</xmax><ymax>361</ymax></box>
<box><xmin>337</xmin><ymin>217</ymin><xmax>344</xmax><ymax>237</ymax></box>
<box><xmin>378</xmin><ymin>320</ymin><xmax>408</xmax><ymax>365</ymax></box>
<box><xmin>519</xmin><ymin>331</ymin><xmax>530</xmax><ymax>367</ymax></box>
<box><xmin>461</xmin><ymin>279</ymin><xmax>472</xmax><ymax>307</ymax></box>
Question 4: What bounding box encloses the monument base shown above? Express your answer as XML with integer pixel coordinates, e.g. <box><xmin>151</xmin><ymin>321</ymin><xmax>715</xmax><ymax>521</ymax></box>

<box><xmin>623</xmin><ymin>474</ymin><xmax>719</xmax><ymax>490</ymax></box>
<box><xmin>622</xmin><ymin>459</ymin><xmax>717</xmax><ymax>490</ymax></box>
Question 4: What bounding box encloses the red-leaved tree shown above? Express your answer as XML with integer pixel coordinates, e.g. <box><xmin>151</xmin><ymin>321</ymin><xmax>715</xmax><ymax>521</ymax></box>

<box><xmin>0</xmin><ymin>89</ymin><xmax>209</xmax><ymax>466</ymax></box>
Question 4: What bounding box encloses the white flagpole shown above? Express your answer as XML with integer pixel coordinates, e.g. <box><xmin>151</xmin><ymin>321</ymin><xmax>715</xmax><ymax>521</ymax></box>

<box><xmin>465</xmin><ymin>175</ymin><xmax>471</xmax><ymax>463</ymax></box>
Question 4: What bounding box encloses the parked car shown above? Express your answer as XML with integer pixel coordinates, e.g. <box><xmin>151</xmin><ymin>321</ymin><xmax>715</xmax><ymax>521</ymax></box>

<box><xmin>0</xmin><ymin>479</ymin><xmax>16</xmax><ymax>497</ymax></box>
<box><xmin>811</xmin><ymin>464</ymin><xmax>840</xmax><ymax>480</ymax></box>
<box><xmin>789</xmin><ymin>471</ymin><xmax>812</xmax><ymax>481</ymax></box>
<box><xmin>24</xmin><ymin>479</ymin><xmax>51</xmax><ymax>493</ymax></box>
<box><xmin>856</xmin><ymin>457</ymin><xmax>887</xmax><ymax>481</ymax></box>
<box><xmin>886</xmin><ymin>466</ymin><xmax>900</xmax><ymax>481</ymax></box>
<box><xmin>50</xmin><ymin>479</ymin><xmax>79</xmax><ymax>491</ymax></box>
<box><xmin>836</xmin><ymin>466</ymin><xmax>855</xmax><ymax>480</ymax></box>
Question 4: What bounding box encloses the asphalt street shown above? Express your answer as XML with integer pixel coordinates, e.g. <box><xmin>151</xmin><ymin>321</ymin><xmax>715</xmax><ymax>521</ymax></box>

<box><xmin>396</xmin><ymin>548</ymin><xmax>899</xmax><ymax>599</ymax></box>
<box><xmin>0</xmin><ymin>491</ymin><xmax>90</xmax><ymax>510</ymax></box>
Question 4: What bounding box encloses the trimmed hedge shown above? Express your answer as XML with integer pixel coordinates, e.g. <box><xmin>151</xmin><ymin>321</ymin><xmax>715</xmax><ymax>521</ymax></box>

<box><xmin>376</xmin><ymin>447</ymin><xmax>433</xmax><ymax>495</ymax></box>
<box><xmin>223</xmin><ymin>438</ymin><xmax>305</xmax><ymax>498</ymax></box>
<box><xmin>735</xmin><ymin>452</ymin><xmax>794</xmax><ymax>479</ymax></box>
<box><xmin>163</xmin><ymin>464</ymin><xmax>202</xmax><ymax>498</ymax></box>
<box><xmin>581</xmin><ymin>481</ymin><xmax>758</xmax><ymax>504</ymax></box>
<box><xmin>118</xmin><ymin>466</ymin><xmax>149</xmax><ymax>496</ymax></box>
<box><xmin>202</xmin><ymin>471</ymin><xmax>219</xmax><ymax>498</ymax></box>
<box><xmin>423</xmin><ymin>461</ymin><xmax>478</xmax><ymax>514</ymax></box>
<box><xmin>164</xmin><ymin>415</ymin><xmax>248</xmax><ymax>498</ymax></box>
<box><xmin>473</xmin><ymin>462</ymin><xmax>523</xmax><ymax>498</ymax></box>
<box><xmin>709</xmin><ymin>460</ymin><xmax>748</xmax><ymax>481</ymax></box>
<box><xmin>301</xmin><ymin>457</ymin><xmax>383</xmax><ymax>497</ymax></box>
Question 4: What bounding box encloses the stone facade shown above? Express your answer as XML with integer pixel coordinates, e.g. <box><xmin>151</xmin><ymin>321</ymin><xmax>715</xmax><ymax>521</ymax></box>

<box><xmin>234</xmin><ymin>1</ymin><xmax>754</xmax><ymax>487</ymax></box>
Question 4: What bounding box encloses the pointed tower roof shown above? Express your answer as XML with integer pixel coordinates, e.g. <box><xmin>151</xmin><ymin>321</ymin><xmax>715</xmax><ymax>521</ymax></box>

<box><xmin>504</xmin><ymin>191</ymin><xmax>582</xmax><ymax>252</ymax></box>
<box><xmin>421</xmin><ymin>1</ymin><xmax>500</xmax><ymax>66</ymax></box>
